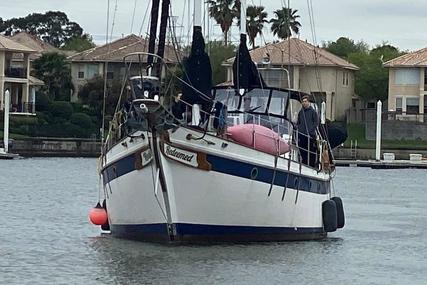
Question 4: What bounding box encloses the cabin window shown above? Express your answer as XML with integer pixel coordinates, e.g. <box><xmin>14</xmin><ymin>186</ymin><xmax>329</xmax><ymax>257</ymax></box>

<box><xmin>395</xmin><ymin>68</ymin><xmax>419</xmax><ymax>85</ymax></box>
<box><xmin>214</xmin><ymin>89</ymin><xmax>240</xmax><ymax>111</ymax></box>
<box><xmin>269</xmin><ymin>90</ymin><xmax>288</xmax><ymax>116</ymax></box>
<box><xmin>242</xmin><ymin>89</ymin><xmax>269</xmax><ymax>113</ymax></box>
<box><xmin>406</xmin><ymin>97</ymin><xmax>419</xmax><ymax>114</ymax></box>
<box><xmin>78</xmin><ymin>71</ymin><xmax>85</xmax><ymax>79</ymax></box>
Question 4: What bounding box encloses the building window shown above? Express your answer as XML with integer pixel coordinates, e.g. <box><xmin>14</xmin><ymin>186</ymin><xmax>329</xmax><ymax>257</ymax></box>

<box><xmin>87</xmin><ymin>64</ymin><xmax>99</xmax><ymax>79</ymax></box>
<box><xmin>395</xmin><ymin>97</ymin><xmax>402</xmax><ymax>113</ymax></box>
<box><xmin>395</xmin><ymin>68</ymin><xmax>419</xmax><ymax>85</ymax></box>
<box><xmin>342</xmin><ymin>71</ymin><xmax>349</xmax><ymax>86</ymax></box>
<box><xmin>107</xmin><ymin>72</ymin><xmax>114</xmax><ymax>80</ymax></box>
<box><xmin>78</xmin><ymin>71</ymin><xmax>85</xmax><ymax>79</ymax></box>
<box><xmin>406</xmin><ymin>97</ymin><xmax>419</xmax><ymax>114</ymax></box>
<box><xmin>367</xmin><ymin>102</ymin><xmax>376</xmax><ymax>109</ymax></box>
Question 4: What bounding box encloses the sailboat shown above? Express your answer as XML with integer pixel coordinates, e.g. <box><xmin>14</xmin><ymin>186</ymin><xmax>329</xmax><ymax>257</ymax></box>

<box><xmin>0</xmin><ymin>90</ymin><xmax>19</xmax><ymax>159</ymax></box>
<box><xmin>92</xmin><ymin>0</ymin><xmax>345</xmax><ymax>242</ymax></box>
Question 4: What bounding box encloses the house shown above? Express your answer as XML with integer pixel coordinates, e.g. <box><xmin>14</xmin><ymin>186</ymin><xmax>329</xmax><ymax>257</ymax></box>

<box><xmin>383</xmin><ymin>48</ymin><xmax>427</xmax><ymax>122</ymax></box>
<box><xmin>9</xmin><ymin>32</ymin><xmax>62</xmax><ymax>60</ymax></box>
<box><xmin>0</xmin><ymin>35</ymin><xmax>42</xmax><ymax>115</ymax></box>
<box><xmin>223</xmin><ymin>38</ymin><xmax>359</xmax><ymax>121</ymax></box>
<box><xmin>67</xmin><ymin>34</ymin><xmax>180</xmax><ymax>102</ymax></box>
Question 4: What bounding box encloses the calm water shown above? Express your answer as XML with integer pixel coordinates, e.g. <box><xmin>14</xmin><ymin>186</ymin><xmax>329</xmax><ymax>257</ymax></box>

<box><xmin>0</xmin><ymin>158</ymin><xmax>425</xmax><ymax>285</ymax></box>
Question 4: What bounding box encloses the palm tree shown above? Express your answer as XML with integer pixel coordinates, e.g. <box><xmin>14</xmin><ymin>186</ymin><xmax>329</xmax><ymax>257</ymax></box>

<box><xmin>270</xmin><ymin>7</ymin><xmax>301</xmax><ymax>40</ymax></box>
<box><xmin>207</xmin><ymin>0</ymin><xmax>237</xmax><ymax>46</ymax></box>
<box><xmin>246</xmin><ymin>5</ymin><xmax>268</xmax><ymax>49</ymax></box>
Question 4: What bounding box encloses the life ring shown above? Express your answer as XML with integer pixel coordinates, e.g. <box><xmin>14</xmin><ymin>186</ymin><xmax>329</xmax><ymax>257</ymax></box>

<box><xmin>322</xmin><ymin>200</ymin><xmax>337</xmax><ymax>232</ymax></box>
<box><xmin>331</xmin><ymin>197</ymin><xmax>345</xmax><ymax>229</ymax></box>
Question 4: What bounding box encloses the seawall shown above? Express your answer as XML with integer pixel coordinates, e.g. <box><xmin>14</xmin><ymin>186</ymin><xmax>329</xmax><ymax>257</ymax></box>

<box><xmin>7</xmin><ymin>138</ymin><xmax>427</xmax><ymax>160</ymax></box>
<box><xmin>333</xmin><ymin>147</ymin><xmax>427</xmax><ymax>160</ymax></box>
<box><xmin>10</xmin><ymin>138</ymin><xmax>101</xmax><ymax>157</ymax></box>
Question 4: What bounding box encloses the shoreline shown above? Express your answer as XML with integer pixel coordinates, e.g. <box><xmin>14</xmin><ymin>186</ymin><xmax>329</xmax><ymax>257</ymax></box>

<box><xmin>6</xmin><ymin>137</ymin><xmax>427</xmax><ymax>160</ymax></box>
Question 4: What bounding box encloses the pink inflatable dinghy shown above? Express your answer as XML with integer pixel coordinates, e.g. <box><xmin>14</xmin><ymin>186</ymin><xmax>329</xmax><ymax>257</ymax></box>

<box><xmin>226</xmin><ymin>124</ymin><xmax>289</xmax><ymax>155</ymax></box>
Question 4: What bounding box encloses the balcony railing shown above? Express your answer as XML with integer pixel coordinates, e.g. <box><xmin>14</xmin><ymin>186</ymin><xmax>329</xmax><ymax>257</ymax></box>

<box><xmin>383</xmin><ymin>111</ymin><xmax>427</xmax><ymax>122</ymax></box>
<box><xmin>4</xmin><ymin>67</ymin><xmax>27</xmax><ymax>78</ymax></box>
<box><xmin>8</xmin><ymin>103</ymin><xmax>36</xmax><ymax>114</ymax></box>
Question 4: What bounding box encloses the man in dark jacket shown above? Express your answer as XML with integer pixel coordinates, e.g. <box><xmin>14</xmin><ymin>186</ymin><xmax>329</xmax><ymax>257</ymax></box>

<box><xmin>297</xmin><ymin>95</ymin><xmax>319</xmax><ymax>167</ymax></box>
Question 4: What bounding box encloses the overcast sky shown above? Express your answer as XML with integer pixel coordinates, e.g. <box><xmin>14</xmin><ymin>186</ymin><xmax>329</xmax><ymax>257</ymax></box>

<box><xmin>1</xmin><ymin>0</ymin><xmax>427</xmax><ymax>51</ymax></box>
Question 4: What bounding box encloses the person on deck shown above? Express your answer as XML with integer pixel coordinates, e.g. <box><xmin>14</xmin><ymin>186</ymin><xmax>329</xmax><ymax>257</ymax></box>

<box><xmin>297</xmin><ymin>95</ymin><xmax>319</xmax><ymax>167</ymax></box>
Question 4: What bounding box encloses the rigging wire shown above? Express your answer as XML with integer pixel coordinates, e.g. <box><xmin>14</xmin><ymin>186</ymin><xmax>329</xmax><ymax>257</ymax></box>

<box><xmin>102</xmin><ymin>0</ymin><xmax>118</xmax><ymax>147</ymax></box>
<box><xmin>138</xmin><ymin>1</ymin><xmax>151</xmax><ymax>37</ymax></box>
<box><xmin>130</xmin><ymin>0</ymin><xmax>138</xmax><ymax>34</ymax></box>
<box><xmin>101</xmin><ymin>0</ymin><xmax>111</xmax><ymax>147</ymax></box>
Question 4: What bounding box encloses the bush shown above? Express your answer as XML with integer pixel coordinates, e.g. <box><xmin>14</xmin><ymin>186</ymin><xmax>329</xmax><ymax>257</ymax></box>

<box><xmin>35</xmin><ymin>91</ymin><xmax>51</xmax><ymax>111</ymax></box>
<box><xmin>49</xmin><ymin>101</ymin><xmax>73</xmax><ymax>120</ymax></box>
<box><xmin>70</xmin><ymin>113</ymin><xmax>92</xmax><ymax>129</ymax></box>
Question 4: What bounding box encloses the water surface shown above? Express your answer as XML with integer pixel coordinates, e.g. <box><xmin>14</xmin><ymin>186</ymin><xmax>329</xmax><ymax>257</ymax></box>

<box><xmin>0</xmin><ymin>158</ymin><xmax>425</xmax><ymax>284</ymax></box>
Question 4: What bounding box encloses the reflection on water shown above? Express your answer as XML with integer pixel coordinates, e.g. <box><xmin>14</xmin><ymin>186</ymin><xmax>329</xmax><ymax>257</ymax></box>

<box><xmin>0</xmin><ymin>159</ymin><xmax>425</xmax><ymax>284</ymax></box>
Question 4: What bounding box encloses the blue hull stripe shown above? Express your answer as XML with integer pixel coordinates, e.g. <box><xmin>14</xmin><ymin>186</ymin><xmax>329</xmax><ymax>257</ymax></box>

<box><xmin>111</xmin><ymin>223</ymin><xmax>325</xmax><ymax>242</ymax></box>
<box><xmin>102</xmin><ymin>150</ymin><xmax>328</xmax><ymax>194</ymax></box>
<box><xmin>206</xmin><ymin>154</ymin><xmax>327</xmax><ymax>194</ymax></box>
<box><xmin>102</xmin><ymin>153</ymin><xmax>138</xmax><ymax>185</ymax></box>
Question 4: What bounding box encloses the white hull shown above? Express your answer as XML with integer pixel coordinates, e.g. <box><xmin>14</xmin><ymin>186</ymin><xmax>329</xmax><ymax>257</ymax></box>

<box><xmin>101</xmin><ymin>127</ymin><xmax>332</xmax><ymax>242</ymax></box>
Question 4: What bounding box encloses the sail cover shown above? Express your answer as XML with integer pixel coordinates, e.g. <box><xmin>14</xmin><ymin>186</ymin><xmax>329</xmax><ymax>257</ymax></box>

<box><xmin>233</xmin><ymin>34</ymin><xmax>266</xmax><ymax>90</ymax></box>
<box><xmin>181</xmin><ymin>26</ymin><xmax>213</xmax><ymax>107</ymax></box>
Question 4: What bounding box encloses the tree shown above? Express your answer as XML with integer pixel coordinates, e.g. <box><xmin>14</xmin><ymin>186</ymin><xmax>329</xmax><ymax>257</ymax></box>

<box><xmin>270</xmin><ymin>7</ymin><xmax>301</xmax><ymax>40</ymax></box>
<box><xmin>246</xmin><ymin>5</ymin><xmax>268</xmax><ymax>49</ymax></box>
<box><xmin>347</xmin><ymin>44</ymin><xmax>404</xmax><ymax>101</ymax></box>
<box><xmin>32</xmin><ymin>53</ymin><xmax>74</xmax><ymax>101</ymax></box>
<box><xmin>208</xmin><ymin>0</ymin><xmax>238</xmax><ymax>46</ymax></box>
<box><xmin>0</xmin><ymin>11</ymin><xmax>85</xmax><ymax>48</ymax></box>
<box><xmin>207</xmin><ymin>41</ymin><xmax>236</xmax><ymax>85</ymax></box>
<box><xmin>78</xmin><ymin>76</ymin><xmax>123</xmax><ymax>119</ymax></box>
<box><xmin>61</xmin><ymin>34</ymin><xmax>95</xmax><ymax>52</ymax></box>
<box><xmin>323</xmin><ymin>37</ymin><xmax>369</xmax><ymax>59</ymax></box>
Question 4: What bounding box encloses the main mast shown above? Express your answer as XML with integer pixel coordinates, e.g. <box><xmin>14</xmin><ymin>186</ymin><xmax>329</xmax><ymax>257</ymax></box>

<box><xmin>147</xmin><ymin>0</ymin><xmax>160</xmax><ymax>75</ymax></box>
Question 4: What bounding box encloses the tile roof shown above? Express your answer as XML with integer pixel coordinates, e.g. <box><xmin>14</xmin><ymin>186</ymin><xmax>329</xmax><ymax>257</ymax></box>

<box><xmin>9</xmin><ymin>32</ymin><xmax>59</xmax><ymax>60</ymax></box>
<box><xmin>67</xmin><ymin>34</ymin><xmax>180</xmax><ymax>63</ymax></box>
<box><xmin>225</xmin><ymin>37</ymin><xmax>358</xmax><ymax>70</ymax></box>
<box><xmin>29</xmin><ymin>75</ymin><xmax>44</xmax><ymax>86</ymax></box>
<box><xmin>0</xmin><ymin>35</ymin><xmax>36</xmax><ymax>53</ymax></box>
<box><xmin>383</xmin><ymin>47</ymin><xmax>427</xmax><ymax>67</ymax></box>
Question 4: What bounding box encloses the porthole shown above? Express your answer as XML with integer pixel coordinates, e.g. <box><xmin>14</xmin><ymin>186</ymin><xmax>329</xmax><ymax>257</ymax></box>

<box><xmin>250</xmin><ymin>167</ymin><xmax>258</xmax><ymax>179</ymax></box>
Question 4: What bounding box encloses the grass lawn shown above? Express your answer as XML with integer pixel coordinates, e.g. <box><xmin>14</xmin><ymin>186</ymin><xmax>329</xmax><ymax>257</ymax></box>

<box><xmin>0</xmin><ymin>131</ymin><xmax>29</xmax><ymax>139</ymax></box>
<box><xmin>344</xmin><ymin>123</ymin><xmax>427</xmax><ymax>150</ymax></box>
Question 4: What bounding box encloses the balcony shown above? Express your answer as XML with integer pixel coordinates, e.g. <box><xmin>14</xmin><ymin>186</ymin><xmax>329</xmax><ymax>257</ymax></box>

<box><xmin>8</xmin><ymin>102</ymin><xmax>35</xmax><ymax>114</ymax></box>
<box><xmin>4</xmin><ymin>67</ymin><xmax>27</xmax><ymax>79</ymax></box>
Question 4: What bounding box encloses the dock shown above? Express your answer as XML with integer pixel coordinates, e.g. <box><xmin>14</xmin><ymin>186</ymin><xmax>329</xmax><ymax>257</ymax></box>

<box><xmin>334</xmin><ymin>159</ymin><xmax>427</xmax><ymax>169</ymax></box>
<box><xmin>0</xmin><ymin>152</ymin><xmax>20</xmax><ymax>160</ymax></box>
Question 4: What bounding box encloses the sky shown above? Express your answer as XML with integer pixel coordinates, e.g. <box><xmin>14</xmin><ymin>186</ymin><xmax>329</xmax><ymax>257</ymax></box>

<box><xmin>1</xmin><ymin>0</ymin><xmax>427</xmax><ymax>51</ymax></box>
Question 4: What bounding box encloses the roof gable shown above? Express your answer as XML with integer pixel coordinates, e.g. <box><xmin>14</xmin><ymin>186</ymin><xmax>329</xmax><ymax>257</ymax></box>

<box><xmin>0</xmin><ymin>35</ymin><xmax>36</xmax><ymax>53</ymax></box>
<box><xmin>9</xmin><ymin>32</ymin><xmax>60</xmax><ymax>60</ymax></box>
<box><xmin>225</xmin><ymin>37</ymin><xmax>359</xmax><ymax>70</ymax></box>
<box><xmin>68</xmin><ymin>34</ymin><xmax>180</xmax><ymax>63</ymax></box>
<box><xmin>383</xmin><ymin>47</ymin><xmax>427</xmax><ymax>67</ymax></box>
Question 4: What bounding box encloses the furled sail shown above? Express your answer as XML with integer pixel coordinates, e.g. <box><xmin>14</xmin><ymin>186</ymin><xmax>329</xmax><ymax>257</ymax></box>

<box><xmin>232</xmin><ymin>34</ymin><xmax>266</xmax><ymax>90</ymax></box>
<box><xmin>181</xmin><ymin>26</ymin><xmax>213</xmax><ymax>109</ymax></box>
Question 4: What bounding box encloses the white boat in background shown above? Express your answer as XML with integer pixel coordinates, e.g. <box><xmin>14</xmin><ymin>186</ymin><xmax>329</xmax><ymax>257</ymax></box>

<box><xmin>91</xmin><ymin>0</ymin><xmax>345</xmax><ymax>242</ymax></box>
